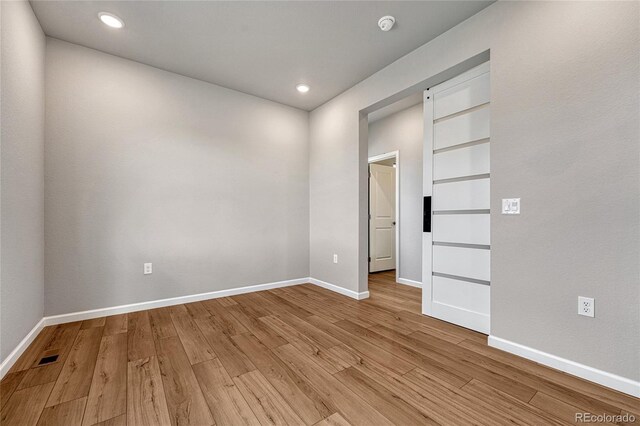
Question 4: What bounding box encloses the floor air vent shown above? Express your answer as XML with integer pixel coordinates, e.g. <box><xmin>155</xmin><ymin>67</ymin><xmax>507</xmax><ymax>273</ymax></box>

<box><xmin>38</xmin><ymin>354</ymin><xmax>59</xmax><ymax>365</ymax></box>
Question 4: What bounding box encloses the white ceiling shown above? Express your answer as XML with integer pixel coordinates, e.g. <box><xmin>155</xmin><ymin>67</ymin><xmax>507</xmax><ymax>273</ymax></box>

<box><xmin>30</xmin><ymin>1</ymin><xmax>492</xmax><ymax>111</ymax></box>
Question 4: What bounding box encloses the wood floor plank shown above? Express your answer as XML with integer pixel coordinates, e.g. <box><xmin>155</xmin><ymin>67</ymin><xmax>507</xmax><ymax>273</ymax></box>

<box><xmin>0</xmin><ymin>382</ymin><xmax>54</xmax><ymax>426</ymax></box>
<box><xmin>155</xmin><ymin>336</ymin><xmax>214</xmax><ymax>426</ymax></box>
<box><xmin>403</xmin><ymin>361</ymin><xmax>473</xmax><ymax>389</ymax></box>
<box><xmin>529</xmin><ymin>391</ymin><xmax>617</xmax><ymax>425</ymax></box>
<box><xmin>234</xmin><ymin>370</ymin><xmax>305</xmax><ymax>425</ymax></box>
<box><xmin>401</xmin><ymin>320</ymin><xmax>468</xmax><ymax>344</ymax></box>
<box><xmin>196</xmin><ymin>318</ymin><xmax>255</xmax><ymax>377</ymax></box>
<box><xmin>184</xmin><ymin>301</ymin><xmax>210</xmax><ymax>318</ymax></box>
<box><xmin>399</xmin><ymin>364</ymin><xmax>531</xmax><ymax>425</ymax></box>
<box><xmin>83</xmin><ymin>333</ymin><xmax>127</xmax><ymax>426</ymax></box>
<box><xmin>259</xmin><ymin>315</ymin><xmax>345</xmax><ymax>374</ymax></box>
<box><xmin>200</xmin><ymin>300</ymin><xmax>248</xmax><ymax>336</ymax></box>
<box><xmin>127</xmin><ymin>311</ymin><xmax>156</xmax><ymax>362</ymax></box>
<box><xmin>17</xmin><ymin>322</ymin><xmax>83</xmax><ymax>391</ymax></box>
<box><xmin>80</xmin><ymin>318</ymin><xmax>106</xmax><ymax>330</ymax></box>
<box><xmin>462</xmin><ymin>380</ymin><xmax>570</xmax><ymax>426</ymax></box>
<box><xmin>334</xmin><ymin>366</ymin><xmax>438</xmax><ymax>425</ymax></box>
<box><xmin>102</xmin><ymin>314</ymin><xmax>127</xmax><ymax>336</ymax></box>
<box><xmin>270</xmin><ymin>289</ymin><xmax>346</xmax><ymax>325</ymax></box>
<box><xmin>148</xmin><ymin>307</ymin><xmax>177</xmax><ymax>340</ymax></box>
<box><xmin>231</xmin><ymin>293</ymin><xmax>274</xmax><ymax>318</ymax></box>
<box><xmin>9</xmin><ymin>327</ymin><xmax>57</xmax><ymax>373</ymax></box>
<box><xmin>226</xmin><ymin>304</ymin><xmax>288</xmax><ymax>349</ymax></box>
<box><xmin>31</xmin><ymin>322</ymin><xmax>83</xmax><ymax>369</ymax></box>
<box><xmin>362</xmin><ymin>323</ymin><xmax>536</xmax><ymax>402</ymax></box>
<box><xmin>37</xmin><ymin>396</ymin><xmax>86</xmax><ymax>426</ymax></box>
<box><xmin>368</xmin><ymin>276</ymin><xmax>420</xmax><ymax>295</ymax></box>
<box><xmin>46</xmin><ymin>327</ymin><xmax>103</xmax><ymax>407</ymax></box>
<box><xmin>315</xmin><ymin>316</ymin><xmax>490</xmax><ymax>425</ymax></box>
<box><xmin>17</xmin><ymin>363</ymin><xmax>65</xmax><ymax>391</ymax></box>
<box><xmin>0</xmin><ymin>370</ymin><xmax>26</xmax><ymax>410</ymax></box>
<box><xmin>325</xmin><ymin>341</ymin><xmax>504</xmax><ymax>425</ymax></box>
<box><xmin>170</xmin><ymin>311</ymin><xmax>217</xmax><ymax>365</ymax></box>
<box><xmin>91</xmin><ymin>414</ymin><xmax>126</xmax><ymax>426</ymax></box>
<box><xmin>291</xmin><ymin>287</ymin><xmax>404</xmax><ymax>330</ymax></box>
<box><xmin>217</xmin><ymin>297</ymin><xmax>238</xmax><ymax>307</ymax></box>
<box><xmin>273</xmin><ymin>312</ymin><xmax>341</xmax><ymax>349</ymax></box>
<box><xmin>169</xmin><ymin>304</ymin><xmax>189</xmax><ymax>316</ymax></box>
<box><xmin>304</xmin><ymin>315</ymin><xmax>415</xmax><ymax>376</ymax></box>
<box><xmin>395</xmin><ymin>309</ymin><xmax>487</xmax><ymax>344</ymax></box>
<box><xmin>364</xmin><ymin>291</ymin><xmax>422</xmax><ymax>314</ymax></box>
<box><xmin>127</xmin><ymin>356</ymin><xmax>171</xmax><ymax>426</ymax></box>
<box><xmin>258</xmin><ymin>291</ymin><xmax>314</xmax><ymax>319</ymax></box>
<box><xmin>313</xmin><ymin>413</ymin><xmax>352</xmax><ymax>426</ymax></box>
<box><xmin>192</xmin><ymin>359</ymin><xmax>260</xmax><ymax>426</ymax></box>
<box><xmin>273</xmin><ymin>344</ymin><xmax>394</xmax><ymax>426</ymax></box>
<box><xmin>350</xmin><ymin>355</ymin><xmax>503</xmax><ymax>425</ymax></box>
<box><xmin>231</xmin><ymin>333</ymin><xmax>329</xmax><ymax>425</ymax></box>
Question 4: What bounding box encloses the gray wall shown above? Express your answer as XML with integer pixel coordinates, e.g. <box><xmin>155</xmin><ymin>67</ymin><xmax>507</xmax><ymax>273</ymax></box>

<box><xmin>310</xmin><ymin>1</ymin><xmax>639</xmax><ymax>380</ymax></box>
<box><xmin>368</xmin><ymin>104</ymin><xmax>423</xmax><ymax>283</ymax></box>
<box><xmin>1</xmin><ymin>1</ymin><xmax>46</xmax><ymax>362</ymax></box>
<box><xmin>45</xmin><ymin>39</ymin><xmax>310</xmax><ymax>316</ymax></box>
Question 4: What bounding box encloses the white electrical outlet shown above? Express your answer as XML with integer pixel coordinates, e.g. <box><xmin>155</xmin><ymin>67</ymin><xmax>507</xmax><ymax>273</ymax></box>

<box><xmin>333</xmin><ymin>254</ymin><xmax>338</xmax><ymax>264</ymax></box>
<box><xmin>578</xmin><ymin>296</ymin><xmax>594</xmax><ymax>317</ymax></box>
<box><xmin>144</xmin><ymin>263</ymin><xmax>153</xmax><ymax>275</ymax></box>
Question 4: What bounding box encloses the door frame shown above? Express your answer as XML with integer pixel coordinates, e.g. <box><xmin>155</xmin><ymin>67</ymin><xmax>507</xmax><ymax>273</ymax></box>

<box><xmin>368</xmin><ymin>150</ymin><xmax>400</xmax><ymax>283</ymax></box>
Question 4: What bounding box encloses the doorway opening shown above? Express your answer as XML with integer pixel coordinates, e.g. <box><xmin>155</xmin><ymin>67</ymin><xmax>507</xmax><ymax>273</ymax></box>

<box><xmin>368</xmin><ymin>152</ymin><xmax>399</xmax><ymax>282</ymax></box>
<box><xmin>367</xmin><ymin>91</ymin><xmax>424</xmax><ymax>289</ymax></box>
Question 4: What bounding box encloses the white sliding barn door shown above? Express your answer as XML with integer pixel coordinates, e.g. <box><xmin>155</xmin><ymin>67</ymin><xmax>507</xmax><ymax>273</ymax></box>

<box><xmin>369</xmin><ymin>163</ymin><xmax>396</xmax><ymax>272</ymax></box>
<box><xmin>423</xmin><ymin>62</ymin><xmax>491</xmax><ymax>334</ymax></box>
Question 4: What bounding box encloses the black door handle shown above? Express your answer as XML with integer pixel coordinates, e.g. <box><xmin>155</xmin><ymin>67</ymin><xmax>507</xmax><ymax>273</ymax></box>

<box><xmin>423</xmin><ymin>196</ymin><xmax>431</xmax><ymax>232</ymax></box>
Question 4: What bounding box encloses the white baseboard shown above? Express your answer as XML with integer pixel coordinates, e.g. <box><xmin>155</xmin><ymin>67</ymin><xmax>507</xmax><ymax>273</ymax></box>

<box><xmin>0</xmin><ymin>276</ymin><xmax>370</xmax><ymax>379</ymax></box>
<box><xmin>489</xmin><ymin>335</ymin><xmax>640</xmax><ymax>398</ymax></box>
<box><xmin>0</xmin><ymin>318</ymin><xmax>45</xmax><ymax>378</ymax></box>
<box><xmin>308</xmin><ymin>278</ymin><xmax>370</xmax><ymax>300</ymax></box>
<box><xmin>43</xmin><ymin>277</ymin><xmax>310</xmax><ymax>327</ymax></box>
<box><xmin>397</xmin><ymin>278</ymin><xmax>422</xmax><ymax>288</ymax></box>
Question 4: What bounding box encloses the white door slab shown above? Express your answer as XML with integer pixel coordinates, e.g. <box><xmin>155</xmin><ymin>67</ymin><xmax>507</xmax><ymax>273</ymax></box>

<box><xmin>423</xmin><ymin>62</ymin><xmax>491</xmax><ymax>333</ymax></box>
<box><xmin>369</xmin><ymin>163</ymin><xmax>396</xmax><ymax>272</ymax></box>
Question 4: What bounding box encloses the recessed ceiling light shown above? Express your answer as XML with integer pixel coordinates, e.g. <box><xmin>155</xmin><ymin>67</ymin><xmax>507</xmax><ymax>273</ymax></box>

<box><xmin>296</xmin><ymin>84</ymin><xmax>310</xmax><ymax>93</ymax></box>
<box><xmin>98</xmin><ymin>12</ymin><xmax>124</xmax><ymax>29</ymax></box>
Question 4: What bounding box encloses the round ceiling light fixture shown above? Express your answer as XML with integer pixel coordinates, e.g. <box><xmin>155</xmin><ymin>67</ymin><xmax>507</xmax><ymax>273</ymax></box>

<box><xmin>296</xmin><ymin>84</ymin><xmax>310</xmax><ymax>93</ymax></box>
<box><xmin>98</xmin><ymin>12</ymin><xmax>124</xmax><ymax>29</ymax></box>
<box><xmin>378</xmin><ymin>15</ymin><xmax>395</xmax><ymax>32</ymax></box>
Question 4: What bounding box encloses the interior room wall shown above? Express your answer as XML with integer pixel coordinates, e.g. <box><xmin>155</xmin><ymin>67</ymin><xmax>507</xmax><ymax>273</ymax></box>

<box><xmin>368</xmin><ymin>104</ymin><xmax>423</xmax><ymax>283</ymax></box>
<box><xmin>309</xmin><ymin>1</ymin><xmax>639</xmax><ymax>381</ymax></box>
<box><xmin>0</xmin><ymin>0</ymin><xmax>46</xmax><ymax>362</ymax></box>
<box><xmin>44</xmin><ymin>39</ymin><xmax>310</xmax><ymax>316</ymax></box>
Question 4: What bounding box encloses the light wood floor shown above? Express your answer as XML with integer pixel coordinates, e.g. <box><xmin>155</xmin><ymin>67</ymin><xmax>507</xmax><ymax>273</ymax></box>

<box><xmin>1</xmin><ymin>270</ymin><xmax>638</xmax><ymax>425</ymax></box>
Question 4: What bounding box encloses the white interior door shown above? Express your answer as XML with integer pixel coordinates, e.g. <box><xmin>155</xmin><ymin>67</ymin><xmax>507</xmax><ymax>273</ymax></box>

<box><xmin>369</xmin><ymin>163</ymin><xmax>396</xmax><ymax>272</ymax></box>
<box><xmin>423</xmin><ymin>62</ymin><xmax>491</xmax><ymax>334</ymax></box>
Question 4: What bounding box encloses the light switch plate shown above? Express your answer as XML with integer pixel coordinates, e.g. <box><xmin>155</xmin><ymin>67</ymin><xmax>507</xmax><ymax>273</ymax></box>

<box><xmin>502</xmin><ymin>198</ymin><xmax>520</xmax><ymax>214</ymax></box>
<box><xmin>144</xmin><ymin>263</ymin><xmax>152</xmax><ymax>275</ymax></box>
